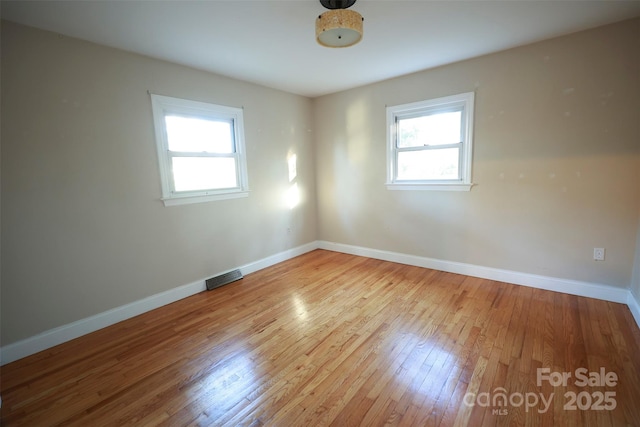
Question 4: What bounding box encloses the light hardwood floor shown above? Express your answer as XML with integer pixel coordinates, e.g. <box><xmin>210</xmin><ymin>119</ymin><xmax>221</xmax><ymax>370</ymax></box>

<box><xmin>2</xmin><ymin>250</ymin><xmax>640</xmax><ymax>426</ymax></box>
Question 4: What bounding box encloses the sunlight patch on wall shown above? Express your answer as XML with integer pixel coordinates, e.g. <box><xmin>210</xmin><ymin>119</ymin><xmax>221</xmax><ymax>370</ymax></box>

<box><xmin>285</xmin><ymin>151</ymin><xmax>300</xmax><ymax>209</ymax></box>
<box><xmin>288</xmin><ymin>153</ymin><xmax>297</xmax><ymax>182</ymax></box>
<box><xmin>286</xmin><ymin>182</ymin><xmax>300</xmax><ymax>210</ymax></box>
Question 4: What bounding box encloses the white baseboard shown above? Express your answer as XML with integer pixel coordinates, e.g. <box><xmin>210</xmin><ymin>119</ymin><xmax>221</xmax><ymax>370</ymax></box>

<box><xmin>627</xmin><ymin>292</ymin><xmax>640</xmax><ymax>328</ymax></box>
<box><xmin>0</xmin><ymin>241</ymin><xmax>318</xmax><ymax>366</ymax></box>
<box><xmin>2</xmin><ymin>240</ymin><xmax>638</xmax><ymax>365</ymax></box>
<box><xmin>318</xmin><ymin>241</ymin><xmax>638</xmax><ymax>322</ymax></box>
<box><xmin>241</xmin><ymin>241</ymin><xmax>318</xmax><ymax>276</ymax></box>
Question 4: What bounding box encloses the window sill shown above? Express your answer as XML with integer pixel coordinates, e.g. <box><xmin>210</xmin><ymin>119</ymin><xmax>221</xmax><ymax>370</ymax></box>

<box><xmin>386</xmin><ymin>183</ymin><xmax>474</xmax><ymax>192</ymax></box>
<box><xmin>162</xmin><ymin>190</ymin><xmax>249</xmax><ymax>206</ymax></box>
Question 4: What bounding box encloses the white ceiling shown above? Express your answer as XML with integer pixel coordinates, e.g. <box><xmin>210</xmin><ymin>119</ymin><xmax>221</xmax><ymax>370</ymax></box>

<box><xmin>2</xmin><ymin>1</ymin><xmax>640</xmax><ymax>98</ymax></box>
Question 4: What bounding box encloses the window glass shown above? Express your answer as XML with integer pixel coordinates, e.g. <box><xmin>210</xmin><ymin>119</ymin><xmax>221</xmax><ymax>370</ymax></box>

<box><xmin>397</xmin><ymin>111</ymin><xmax>461</xmax><ymax>148</ymax></box>
<box><xmin>172</xmin><ymin>157</ymin><xmax>237</xmax><ymax>192</ymax></box>
<box><xmin>165</xmin><ymin>116</ymin><xmax>234</xmax><ymax>153</ymax></box>
<box><xmin>397</xmin><ymin>148</ymin><xmax>460</xmax><ymax>181</ymax></box>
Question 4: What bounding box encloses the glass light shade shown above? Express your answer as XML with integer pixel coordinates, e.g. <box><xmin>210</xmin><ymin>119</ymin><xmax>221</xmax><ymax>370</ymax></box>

<box><xmin>316</xmin><ymin>9</ymin><xmax>363</xmax><ymax>48</ymax></box>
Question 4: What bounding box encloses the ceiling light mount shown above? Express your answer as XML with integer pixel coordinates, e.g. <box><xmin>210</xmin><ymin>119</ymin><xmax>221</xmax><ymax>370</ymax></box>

<box><xmin>319</xmin><ymin>0</ymin><xmax>357</xmax><ymax>9</ymax></box>
<box><xmin>316</xmin><ymin>0</ymin><xmax>363</xmax><ymax>48</ymax></box>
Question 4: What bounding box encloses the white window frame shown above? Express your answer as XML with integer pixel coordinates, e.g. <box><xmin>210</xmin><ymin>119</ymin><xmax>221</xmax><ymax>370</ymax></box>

<box><xmin>386</xmin><ymin>92</ymin><xmax>475</xmax><ymax>191</ymax></box>
<box><xmin>150</xmin><ymin>94</ymin><xmax>249</xmax><ymax>206</ymax></box>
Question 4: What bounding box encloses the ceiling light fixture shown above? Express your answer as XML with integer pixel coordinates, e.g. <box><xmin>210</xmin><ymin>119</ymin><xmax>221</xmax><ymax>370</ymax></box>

<box><xmin>316</xmin><ymin>0</ymin><xmax>363</xmax><ymax>48</ymax></box>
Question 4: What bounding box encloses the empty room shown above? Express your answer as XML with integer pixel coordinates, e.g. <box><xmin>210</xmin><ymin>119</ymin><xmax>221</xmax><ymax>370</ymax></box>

<box><xmin>1</xmin><ymin>1</ymin><xmax>639</xmax><ymax>426</ymax></box>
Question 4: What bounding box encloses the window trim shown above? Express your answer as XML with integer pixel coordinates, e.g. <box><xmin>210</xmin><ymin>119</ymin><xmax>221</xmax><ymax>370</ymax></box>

<box><xmin>386</xmin><ymin>92</ymin><xmax>475</xmax><ymax>191</ymax></box>
<box><xmin>150</xmin><ymin>94</ymin><xmax>249</xmax><ymax>206</ymax></box>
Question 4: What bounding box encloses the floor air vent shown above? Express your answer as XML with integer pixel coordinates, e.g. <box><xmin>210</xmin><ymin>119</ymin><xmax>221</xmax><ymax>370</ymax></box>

<box><xmin>206</xmin><ymin>269</ymin><xmax>243</xmax><ymax>291</ymax></box>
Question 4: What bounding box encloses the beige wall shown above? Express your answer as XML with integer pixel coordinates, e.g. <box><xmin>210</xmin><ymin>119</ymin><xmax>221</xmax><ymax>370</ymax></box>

<box><xmin>315</xmin><ymin>18</ymin><xmax>640</xmax><ymax>288</ymax></box>
<box><xmin>1</xmin><ymin>21</ymin><xmax>317</xmax><ymax>345</ymax></box>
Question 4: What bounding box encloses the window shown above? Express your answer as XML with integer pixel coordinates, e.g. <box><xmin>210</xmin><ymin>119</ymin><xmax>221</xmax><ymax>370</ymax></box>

<box><xmin>150</xmin><ymin>94</ymin><xmax>249</xmax><ymax>206</ymax></box>
<box><xmin>386</xmin><ymin>92</ymin><xmax>475</xmax><ymax>191</ymax></box>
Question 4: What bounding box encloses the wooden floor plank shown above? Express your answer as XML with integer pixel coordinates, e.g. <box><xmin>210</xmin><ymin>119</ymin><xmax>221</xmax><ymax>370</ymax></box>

<box><xmin>2</xmin><ymin>249</ymin><xmax>639</xmax><ymax>426</ymax></box>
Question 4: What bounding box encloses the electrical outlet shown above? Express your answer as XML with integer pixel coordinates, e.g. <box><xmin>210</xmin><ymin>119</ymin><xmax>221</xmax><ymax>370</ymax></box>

<box><xmin>593</xmin><ymin>248</ymin><xmax>605</xmax><ymax>261</ymax></box>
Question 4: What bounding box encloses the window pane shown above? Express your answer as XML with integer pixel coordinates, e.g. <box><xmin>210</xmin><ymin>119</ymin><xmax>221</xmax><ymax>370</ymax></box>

<box><xmin>397</xmin><ymin>111</ymin><xmax>461</xmax><ymax>148</ymax></box>
<box><xmin>172</xmin><ymin>157</ymin><xmax>237</xmax><ymax>192</ymax></box>
<box><xmin>397</xmin><ymin>148</ymin><xmax>460</xmax><ymax>181</ymax></box>
<box><xmin>165</xmin><ymin>115</ymin><xmax>234</xmax><ymax>153</ymax></box>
